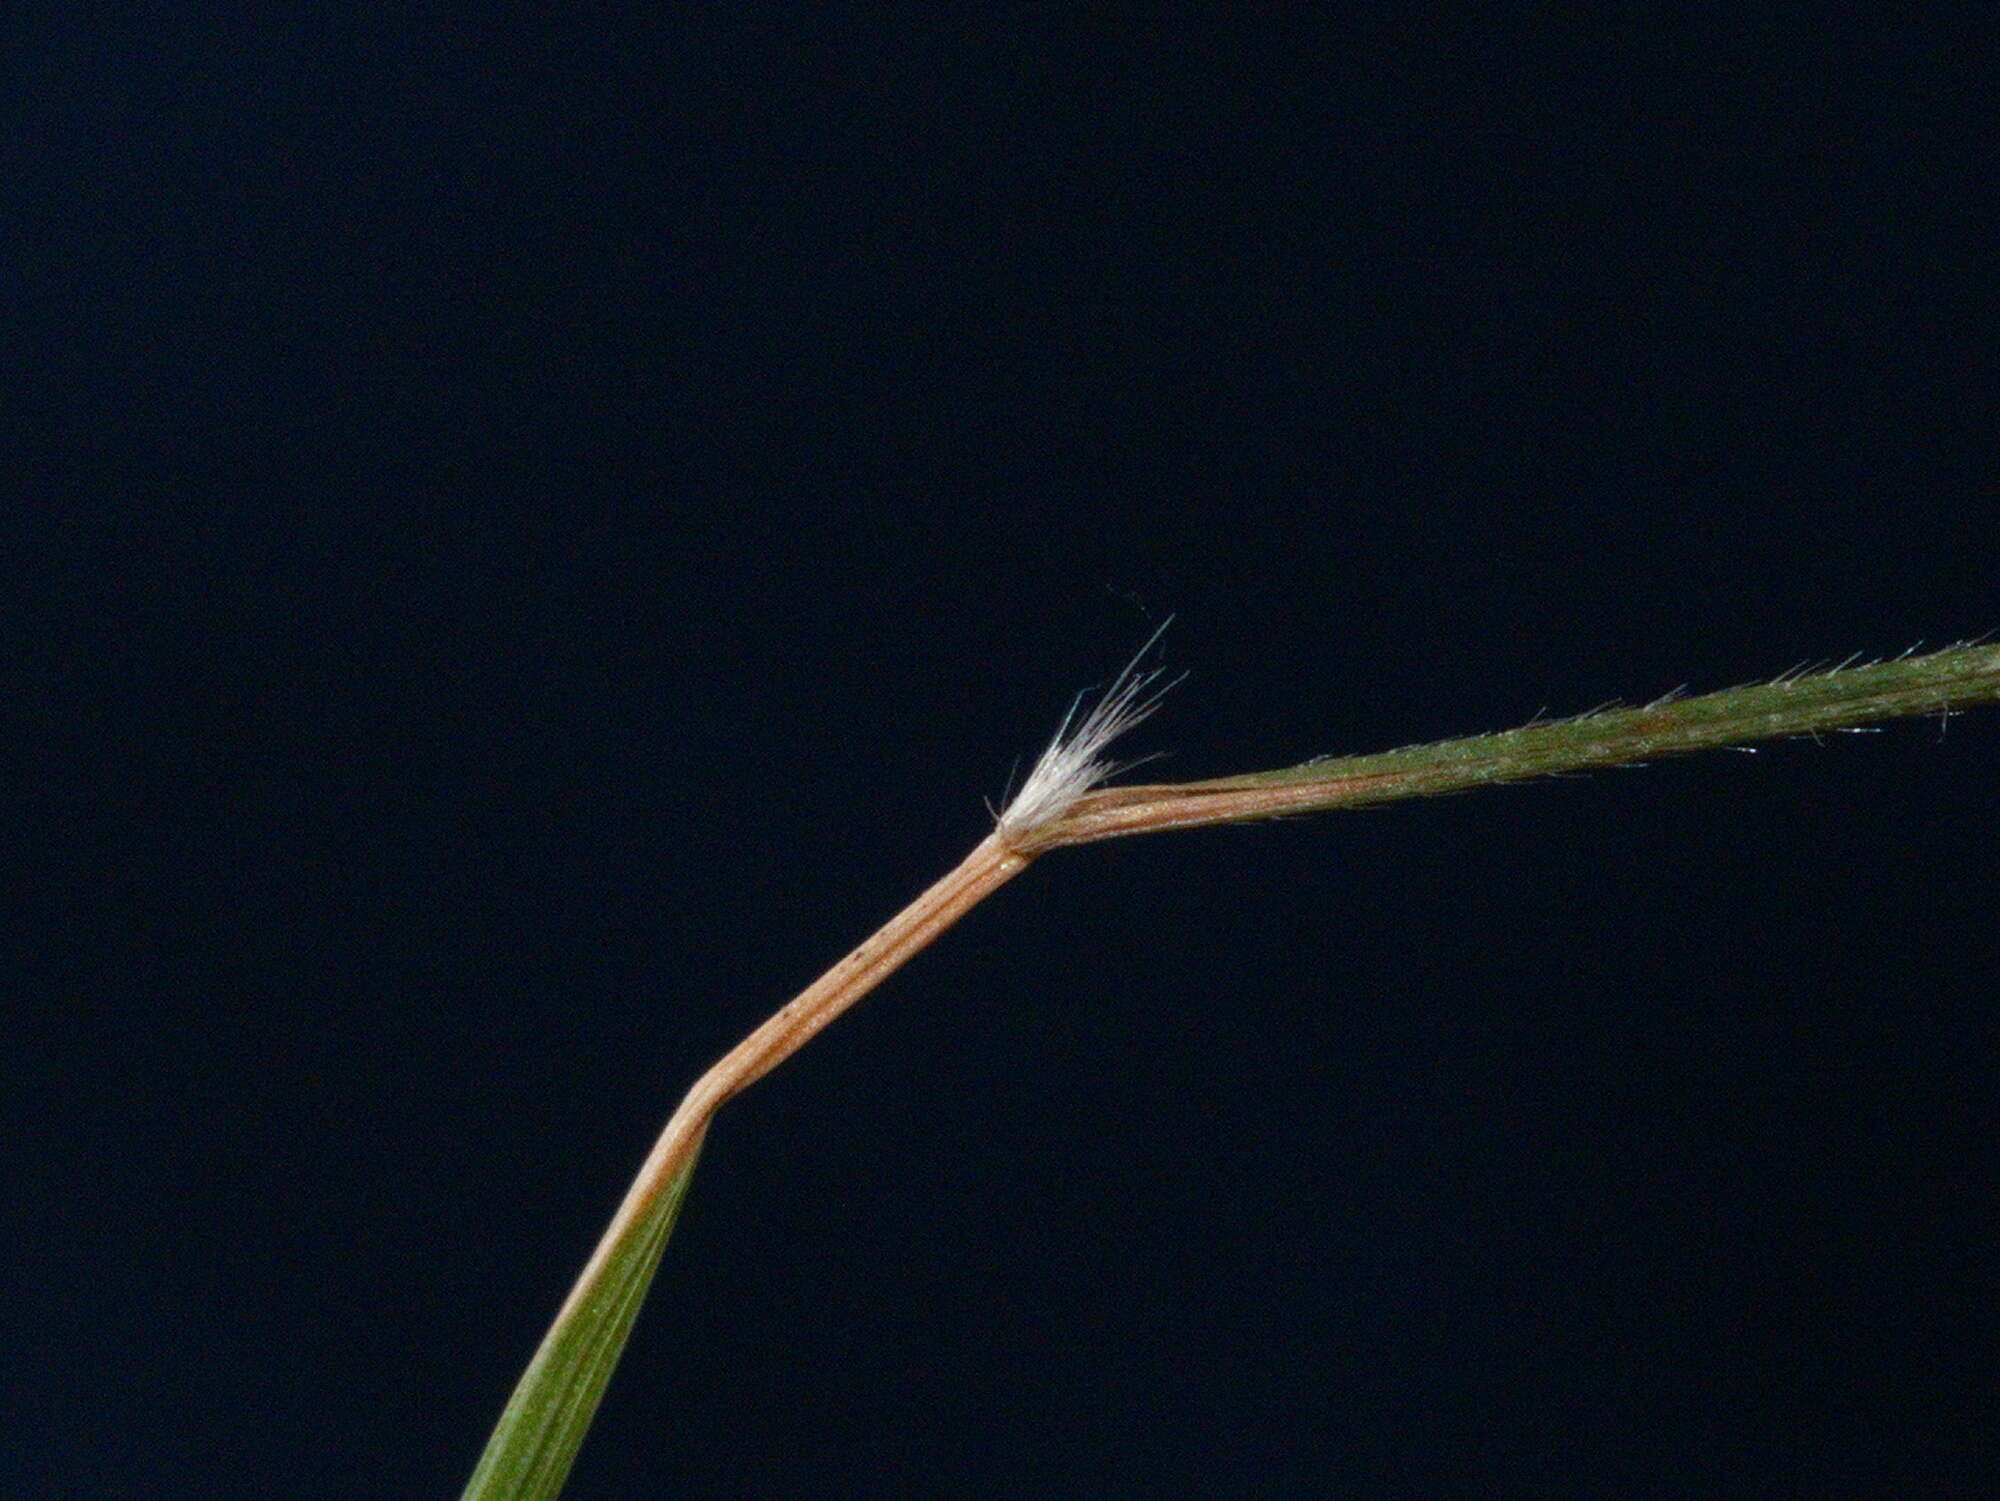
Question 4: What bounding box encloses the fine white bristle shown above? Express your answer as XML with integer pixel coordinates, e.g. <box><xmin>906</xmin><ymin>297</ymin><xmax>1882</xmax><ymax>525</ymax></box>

<box><xmin>997</xmin><ymin>623</ymin><xmax>1178</xmax><ymax>839</ymax></box>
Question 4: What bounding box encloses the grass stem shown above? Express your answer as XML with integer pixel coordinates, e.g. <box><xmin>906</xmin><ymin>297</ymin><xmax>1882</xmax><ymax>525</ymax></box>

<box><xmin>463</xmin><ymin>638</ymin><xmax>1999</xmax><ymax>1499</ymax></box>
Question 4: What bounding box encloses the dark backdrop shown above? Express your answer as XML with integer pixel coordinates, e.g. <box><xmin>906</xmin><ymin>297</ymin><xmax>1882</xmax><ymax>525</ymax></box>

<box><xmin>8</xmin><ymin>11</ymin><xmax>1995</xmax><ymax>1498</ymax></box>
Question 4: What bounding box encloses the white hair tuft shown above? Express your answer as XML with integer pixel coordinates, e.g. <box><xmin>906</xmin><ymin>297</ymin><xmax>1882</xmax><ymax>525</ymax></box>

<box><xmin>997</xmin><ymin>622</ymin><xmax>1178</xmax><ymax>840</ymax></box>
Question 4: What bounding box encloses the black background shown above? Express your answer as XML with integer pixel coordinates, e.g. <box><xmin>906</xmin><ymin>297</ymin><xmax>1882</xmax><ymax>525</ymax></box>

<box><xmin>9</xmin><ymin>11</ymin><xmax>1997</xmax><ymax>1498</ymax></box>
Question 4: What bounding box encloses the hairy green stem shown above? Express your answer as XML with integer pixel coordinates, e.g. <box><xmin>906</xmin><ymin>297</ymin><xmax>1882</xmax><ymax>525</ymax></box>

<box><xmin>1033</xmin><ymin>641</ymin><xmax>2000</xmax><ymax>847</ymax></box>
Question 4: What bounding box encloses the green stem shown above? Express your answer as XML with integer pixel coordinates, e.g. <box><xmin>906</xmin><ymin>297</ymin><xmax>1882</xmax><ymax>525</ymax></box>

<box><xmin>1038</xmin><ymin>641</ymin><xmax>2000</xmax><ymax>846</ymax></box>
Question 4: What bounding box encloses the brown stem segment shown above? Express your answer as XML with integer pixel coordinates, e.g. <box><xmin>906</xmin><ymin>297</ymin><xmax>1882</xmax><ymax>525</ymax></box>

<box><xmin>548</xmin><ymin>833</ymin><xmax>1030</xmax><ymax>1328</ymax></box>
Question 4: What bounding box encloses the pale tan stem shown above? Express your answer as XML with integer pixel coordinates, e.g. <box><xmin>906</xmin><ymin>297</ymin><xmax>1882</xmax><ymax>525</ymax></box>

<box><xmin>1016</xmin><ymin>779</ymin><xmax>1391</xmax><ymax>850</ymax></box>
<box><xmin>549</xmin><ymin>833</ymin><xmax>1030</xmax><ymax>1327</ymax></box>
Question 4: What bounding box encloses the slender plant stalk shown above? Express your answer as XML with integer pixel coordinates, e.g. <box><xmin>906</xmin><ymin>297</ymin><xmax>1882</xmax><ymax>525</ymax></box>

<box><xmin>1026</xmin><ymin>640</ymin><xmax>2000</xmax><ymax>848</ymax></box>
<box><xmin>463</xmin><ymin>639</ymin><xmax>2000</xmax><ymax>1500</ymax></box>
